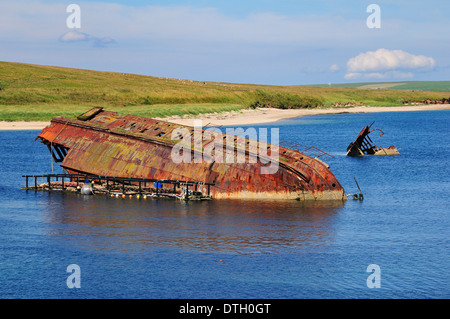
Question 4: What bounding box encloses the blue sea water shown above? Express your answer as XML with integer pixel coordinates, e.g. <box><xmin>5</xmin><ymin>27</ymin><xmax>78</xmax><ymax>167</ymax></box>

<box><xmin>0</xmin><ymin>110</ymin><xmax>448</xmax><ymax>299</ymax></box>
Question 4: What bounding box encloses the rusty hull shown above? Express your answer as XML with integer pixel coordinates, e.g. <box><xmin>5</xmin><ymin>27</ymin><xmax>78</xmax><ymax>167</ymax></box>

<box><xmin>346</xmin><ymin>123</ymin><xmax>399</xmax><ymax>157</ymax></box>
<box><xmin>37</xmin><ymin>108</ymin><xmax>347</xmax><ymax>200</ymax></box>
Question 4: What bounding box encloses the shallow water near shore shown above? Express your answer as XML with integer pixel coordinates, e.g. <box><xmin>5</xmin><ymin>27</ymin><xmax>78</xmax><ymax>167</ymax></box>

<box><xmin>0</xmin><ymin>110</ymin><xmax>448</xmax><ymax>298</ymax></box>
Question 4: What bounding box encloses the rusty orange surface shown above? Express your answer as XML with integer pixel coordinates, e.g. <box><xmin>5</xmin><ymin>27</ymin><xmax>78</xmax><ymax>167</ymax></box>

<box><xmin>37</xmin><ymin>108</ymin><xmax>347</xmax><ymax>200</ymax></box>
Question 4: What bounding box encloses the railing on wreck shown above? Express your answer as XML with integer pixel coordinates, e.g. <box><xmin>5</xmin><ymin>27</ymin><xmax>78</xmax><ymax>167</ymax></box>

<box><xmin>279</xmin><ymin>141</ymin><xmax>334</xmax><ymax>159</ymax></box>
<box><xmin>22</xmin><ymin>173</ymin><xmax>214</xmax><ymax>196</ymax></box>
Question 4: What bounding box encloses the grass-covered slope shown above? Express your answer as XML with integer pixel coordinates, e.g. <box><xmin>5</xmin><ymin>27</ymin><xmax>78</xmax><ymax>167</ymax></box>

<box><xmin>0</xmin><ymin>61</ymin><xmax>448</xmax><ymax>121</ymax></box>
<box><xmin>311</xmin><ymin>81</ymin><xmax>450</xmax><ymax>92</ymax></box>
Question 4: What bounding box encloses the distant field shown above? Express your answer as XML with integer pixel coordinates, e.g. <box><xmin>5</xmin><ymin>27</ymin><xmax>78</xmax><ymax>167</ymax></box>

<box><xmin>1</xmin><ymin>61</ymin><xmax>449</xmax><ymax>121</ymax></box>
<box><xmin>311</xmin><ymin>81</ymin><xmax>450</xmax><ymax>92</ymax></box>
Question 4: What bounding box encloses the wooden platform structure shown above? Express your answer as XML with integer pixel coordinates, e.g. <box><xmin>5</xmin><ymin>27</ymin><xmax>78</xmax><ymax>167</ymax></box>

<box><xmin>22</xmin><ymin>173</ymin><xmax>214</xmax><ymax>200</ymax></box>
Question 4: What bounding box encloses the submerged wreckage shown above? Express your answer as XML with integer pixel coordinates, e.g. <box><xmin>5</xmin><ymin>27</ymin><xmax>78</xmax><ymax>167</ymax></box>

<box><xmin>36</xmin><ymin>107</ymin><xmax>347</xmax><ymax>200</ymax></box>
<box><xmin>346</xmin><ymin>122</ymin><xmax>399</xmax><ymax>157</ymax></box>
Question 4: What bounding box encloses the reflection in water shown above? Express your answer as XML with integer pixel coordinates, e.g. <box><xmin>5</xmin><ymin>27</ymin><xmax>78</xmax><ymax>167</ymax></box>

<box><xmin>42</xmin><ymin>192</ymin><xmax>345</xmax><ymax>254</ymax></box>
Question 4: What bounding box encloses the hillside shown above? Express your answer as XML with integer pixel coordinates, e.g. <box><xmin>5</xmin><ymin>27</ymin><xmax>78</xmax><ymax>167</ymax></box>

<box><xmin>0</xmin><ymin>61</ymin><xmax>449</xmax><ymax>121</ymax></box>
<box><xmin>311</xmin><ymin>81</ymin><xmax>450</xmax><ymax>92</ymax></box>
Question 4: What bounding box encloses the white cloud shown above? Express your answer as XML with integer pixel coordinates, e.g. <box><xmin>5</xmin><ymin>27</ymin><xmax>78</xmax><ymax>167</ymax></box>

<box><xmin>59</xmin><ymin>30</ymin><xmax>115</xmax><ymax>47</ymax></box>
<box><xmin>345</xmin><ymin>48</ymin><xmax>435</xmax><ymax>79</ymax></box>
<box><xmin>329</xmin><ymin>64</ymin><xmax>339</xmax><ymax>72</ymax></box>
<box><xmin>59</xmin><ymin>31</ymin><xmax>90</xmax><ymax>42</ymax></box>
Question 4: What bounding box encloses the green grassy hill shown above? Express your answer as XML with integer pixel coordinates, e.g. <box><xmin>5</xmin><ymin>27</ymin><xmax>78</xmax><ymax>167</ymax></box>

<box><xmin>0</xmin><ymin>61</ymin><xmax>449</xmax><ymax>121</ymax></box>
<box><xmin>311</xmin><ymin>81</ymin><xmax>450</xmax><ymax>92</ymax></box>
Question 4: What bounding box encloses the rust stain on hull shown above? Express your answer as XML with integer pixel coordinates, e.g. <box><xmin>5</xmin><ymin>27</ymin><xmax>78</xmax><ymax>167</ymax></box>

<box><xmin>37</xmin><ymin>108</ymin><xmax>347</xmax><ymax>200</ymax></box>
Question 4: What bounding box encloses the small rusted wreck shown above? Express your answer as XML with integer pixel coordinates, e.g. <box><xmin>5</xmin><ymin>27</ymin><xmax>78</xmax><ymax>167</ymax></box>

<box><xmin>346</xmin><ymin>122</ymin><xmax>399</xmax><ymax>157</ymax></box>
<box><xmin>37</xmin><ymin>107</ymin><xmax>347</xmax><ymax>200</ymax></box>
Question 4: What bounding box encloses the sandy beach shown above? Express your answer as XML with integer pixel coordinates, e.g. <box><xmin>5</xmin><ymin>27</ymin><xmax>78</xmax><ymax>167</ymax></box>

<box><xmin>0</xmin><ymin>121</ymin><xmax>52</xmax><ymax>131</ymax></box>
<box><xmin>155</xmin><ymin>104</ymin><xmax>450</xmax><ymax>126</ymax></box>
<box><xmin>1</xmin><ymin>104</ymin><xmax>449</xmax><ymax>130</ymax></box>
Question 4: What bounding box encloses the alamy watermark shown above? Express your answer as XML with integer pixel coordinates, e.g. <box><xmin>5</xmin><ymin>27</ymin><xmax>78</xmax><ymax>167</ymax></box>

<box><xmin>66</xmin><ymin>4</ymin><xmax>81</xmax><ymax>29</ymax></box>
<box><xmin>170</xmin><ymin>120</ymin><xmax>280</xmax><ymax>174</ymax></box>
<box><xmin>366</xmin><ymin>264</ymin><xmax>381</xmax><ymax>288</ymax></box>
<box><xmin>66</xmin><ymin>264</ymin><xmax>81</xmax><ymax>289</ymax></box>
<box><xmin>366</xmin><ymin>4</ymin><xmax>381</xmax><ymax>29</ymax></box>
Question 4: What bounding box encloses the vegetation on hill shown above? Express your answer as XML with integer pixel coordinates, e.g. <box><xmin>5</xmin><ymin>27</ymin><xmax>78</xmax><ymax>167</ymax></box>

<box><xmin>0</xmin><ymin>61</ymin><xmax>448</xmax><ymax>121</ymax></box>
<box><xmin>311</xmin><ymin>81</ymin><xmax>450</xmax><ymax>92</ymax></box>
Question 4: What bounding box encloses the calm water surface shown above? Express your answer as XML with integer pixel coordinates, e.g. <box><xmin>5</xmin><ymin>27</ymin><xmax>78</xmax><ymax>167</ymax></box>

<box><xmin>0</xmin><ymin>110</ymin><xmax>448</xmax><ymax>298</ymax></box>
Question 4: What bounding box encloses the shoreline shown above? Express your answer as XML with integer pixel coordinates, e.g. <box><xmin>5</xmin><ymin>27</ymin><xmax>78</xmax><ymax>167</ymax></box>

<box><xmin>158</xmin><ymin>103</ymin><xmax>450</xmax><ymax>126</ymax></box>
<box><xmin>1</xmin><ymin>104</ymin><xmax>449</xmax><ymax>130</ymax></box>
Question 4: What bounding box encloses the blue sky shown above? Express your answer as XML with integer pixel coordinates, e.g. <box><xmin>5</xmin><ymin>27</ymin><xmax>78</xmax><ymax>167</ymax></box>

<box><xmin>0</xmin><ymin>0</ymin><xmax>449</xmax><ymax>85</ymax></box>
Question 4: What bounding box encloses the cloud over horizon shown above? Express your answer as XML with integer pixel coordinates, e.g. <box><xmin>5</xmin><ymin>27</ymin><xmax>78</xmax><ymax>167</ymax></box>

<box><xmin>345</xmin><ymin>49</ymin><xmax>435</xmax><ymax>80</ymax></box>
<box><xmin>59</xmin><ymin>31</ymin><xmax>90</xmax><ymax>42</ymax></box>
<box><xmin>59</xmin><ymin>30</ymin><xmax>116</xmax><ymax>47</ymax></box>
<box><xmin>329</xmin><ymin>64</ymin><xmax>340</xmax><ymax>72</ymax></box>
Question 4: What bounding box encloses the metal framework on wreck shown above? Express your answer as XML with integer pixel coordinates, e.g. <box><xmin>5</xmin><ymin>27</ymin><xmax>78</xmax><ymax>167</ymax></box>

<box><xmin>22</xmin><ymin>173</ymin><xmax>213</xmax><ymax>199</ymax></box>
<box><xmin>36</xmin><ymin>107</ymin><xmax>347</xmax><ymax>200</ymax></box>
<box><xmin>346</xmin><ymin>122</ymin><xmax>399</xmax><ymax>157</ymax></box>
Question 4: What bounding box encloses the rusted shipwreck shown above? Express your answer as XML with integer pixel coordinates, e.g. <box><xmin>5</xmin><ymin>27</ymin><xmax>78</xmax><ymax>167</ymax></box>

<box><xmin>346</xmin><ymin>122</ymin><xmax>399</xmax><ymax>157</ymax></box>
<box><xmin>36</xmin><ymin>107</ymin><xmax>347</xmax><ymax>200</ymax></box>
